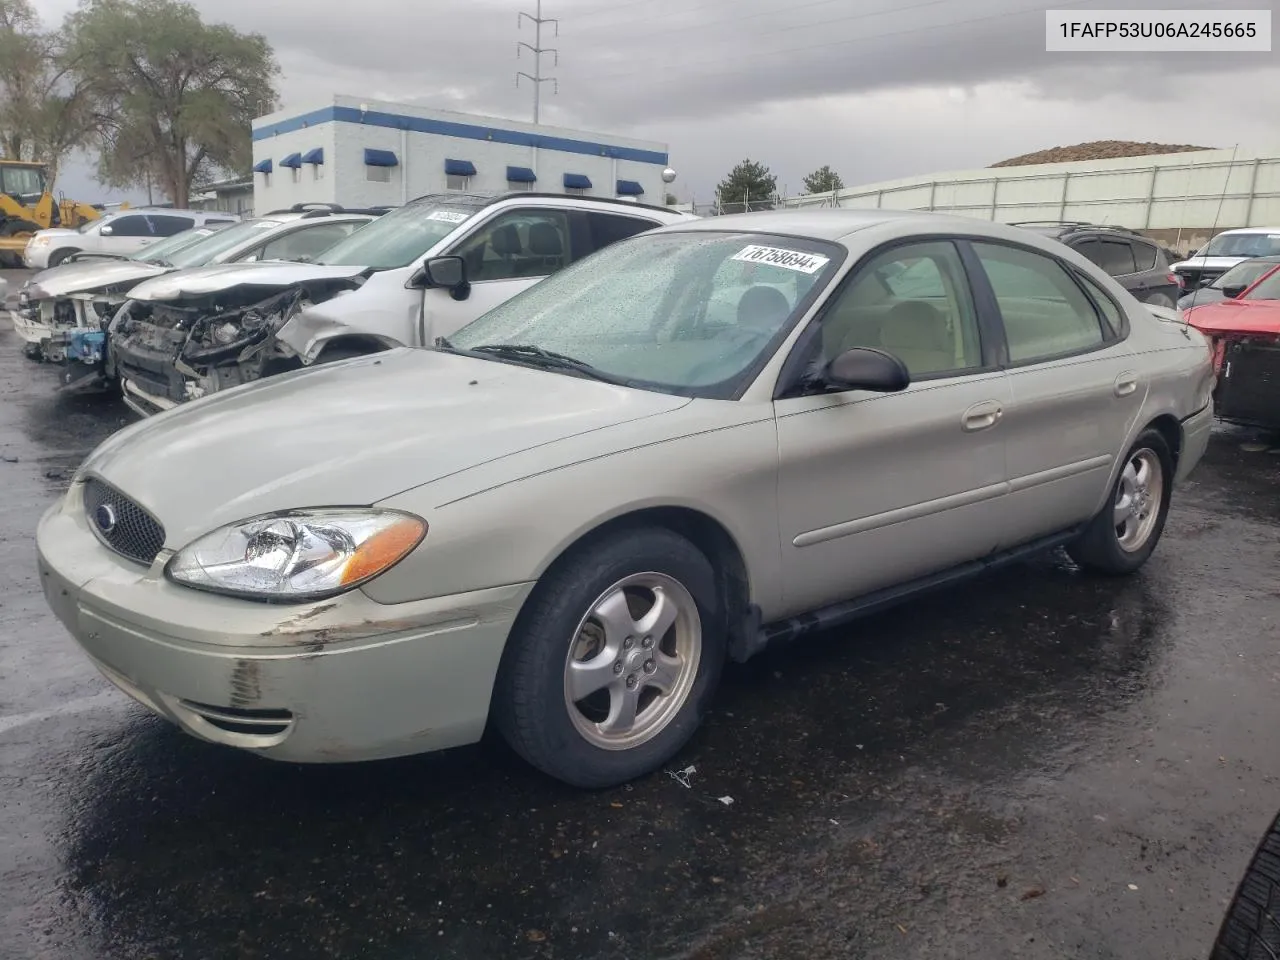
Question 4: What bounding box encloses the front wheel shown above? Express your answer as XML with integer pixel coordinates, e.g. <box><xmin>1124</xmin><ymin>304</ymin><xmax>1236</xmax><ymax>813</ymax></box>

<box><xmin>494</xmin><ymin>527</ymin><xmax>726</xmax><ymax>788</ymax></box>
<box><xmin>1067</xmin><ymin>428</ymin><xmax>1174</xmax><ymax>575</ymax></box>
<box><xmin>1210</xmin><ymin>810</ymin><xmax>1280</xmax><ymax>960</ymax></box>
<box><xmin>47</xmin><ymin>248</ymin><xmax>78</xmax><ymax>268</ymax></box>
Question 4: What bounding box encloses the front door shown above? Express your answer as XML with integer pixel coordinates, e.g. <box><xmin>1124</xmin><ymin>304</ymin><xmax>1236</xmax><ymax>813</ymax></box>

<box><xmin>773</xmin><ymin>239</ymin><xmax>1013</xmax><ymax>618</ymax></box>
<box><xmin>425</xmin><ymin>207</ymin><xmax>574</xmax><ymax>342</ymax></box>
<box><xmin>966</xmin><ymin>240</ymin><xmax>1144</xmax><ymax>547</ymax></box>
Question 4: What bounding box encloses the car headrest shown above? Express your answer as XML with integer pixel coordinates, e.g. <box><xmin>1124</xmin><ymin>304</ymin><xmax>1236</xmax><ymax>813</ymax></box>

<box><xmin>529</xmin><ymin>222</ymin><xmax>562</xmax><ymax>257</ymax></box>
<box><xmin>737</xmin><ymin>285</ymin><xmax>791</xmax><ymax>330</ymax></box>
<box><xmin>880</xmin><ymin>300</ymin><xmax>949</xmax><ymax>351</ymax></box>
<box><xmin>491</xmin><ymin>224</ymin><xmax>522</xmax><ymax>256</ymax></box>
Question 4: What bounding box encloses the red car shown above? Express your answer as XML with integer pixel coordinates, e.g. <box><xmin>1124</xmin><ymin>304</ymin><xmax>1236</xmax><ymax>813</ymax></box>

<box><xmin>1185</xmin><ymin>265</ymin><xmax>1280</xmax><ymax>430</ymax></box>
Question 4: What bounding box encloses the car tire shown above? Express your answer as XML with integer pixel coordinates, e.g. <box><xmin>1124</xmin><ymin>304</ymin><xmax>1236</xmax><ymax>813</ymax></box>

<box><xmin>1145</xmin><ymin>292</ymin><xmax>1175</xmax><ymax>309</ymax></box>
<box><xmin>47</xmin><ymin>248</ymin><xmax>78</xmax><ymax>267</ymax></box>
<box><xmin>494</xmin><ymin>527</ymin><xmax>726</xmax><ymax>789</ymax></box>
<box><xmin>1209</xmin><ymin>811</ymin><xmax>1280</xmax><ymax>960</ymax></box>
<box><xmin>1067</xmin><ymin>428</ymin><xmax>1174</xmax><ymax>576</ymax></box>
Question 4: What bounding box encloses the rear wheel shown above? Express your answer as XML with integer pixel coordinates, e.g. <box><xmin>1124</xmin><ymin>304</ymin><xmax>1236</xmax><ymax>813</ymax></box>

<box><xmin>1067</xmin><ymin>429</ymin><xmax>1173</xmax><ymax>575</ymax></box>
<box><xmin>494</xmin><ymin>527</ymin><xmax>726</xmax><ymax>788</ymax></box>
<box><xmin>1210</xmin><ymin>811</ymin><xmax>1280</xmax><ymax>960</ymax></box>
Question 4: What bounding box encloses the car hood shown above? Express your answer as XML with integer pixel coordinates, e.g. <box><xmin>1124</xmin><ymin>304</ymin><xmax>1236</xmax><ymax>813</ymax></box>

<box><xmin>1186</xmin><ymin>299</ymin><xmax>1280</xmax><ymax>335</ymax></box>
<box><xmin>127</xmin><ymin>262</ymin><xmax>369</xmax><ymax>301</ymax></box>
<box><xmin>80</xmin><ymin>347</ymin><xmax>691</xmax><ymax>547</ymax></box>
<box><xmin>30</xmin><ymin>258</ymin><xmax>169</xmax><ymax>297</ymax></box>
<box><xmin>31</xmin><ymin>227</ymin><xmax>81</xmax><ymax>242</ymax></box>
<box><xmin>1172</xmin><ymin>256</ymin><xmax>1245</xmax><ymax>273</ymax></box>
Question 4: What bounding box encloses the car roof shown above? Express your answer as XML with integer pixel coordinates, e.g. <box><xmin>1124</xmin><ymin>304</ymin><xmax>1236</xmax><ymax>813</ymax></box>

<box><xmin>647</xmin><ymin>207</ymin><xmax>1091</xmax><ymax>245</ymax></box>
<box><xmin>401</xmin><ymin>190</ymin><xmax>688</xmax><ymax>219</ymax></box>
<box><xmin>1208</xmin><ymin>227</ymin><xmax>1280</xmax><ymax>236</ymax></box>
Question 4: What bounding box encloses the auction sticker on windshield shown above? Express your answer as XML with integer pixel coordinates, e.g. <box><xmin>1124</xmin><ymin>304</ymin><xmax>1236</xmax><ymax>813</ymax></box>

<box><xmin>731</xmin><ymin>245</ymin><xmax>830</xmax><ymax>274</ymax></box>
<box><xmin>427</xmin><ymin>211</ymin><xmax>470</xmax><ymax>223</ymax></box>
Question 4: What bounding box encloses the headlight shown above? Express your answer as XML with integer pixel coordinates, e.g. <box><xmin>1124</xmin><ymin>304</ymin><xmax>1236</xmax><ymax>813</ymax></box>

<box><xmin>165</xmin><ymin>508</ymin><xmax>427</xmax><ymax>601</ymax></box>
<box><xmin>32</xmin><ymin>237</ymin><xmax>49</xmax><ymax>247</ymax></box>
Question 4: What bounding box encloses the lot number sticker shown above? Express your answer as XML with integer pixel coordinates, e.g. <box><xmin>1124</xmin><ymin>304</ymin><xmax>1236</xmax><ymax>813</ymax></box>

<box><xmin>731</xmin><ymin>244</ymin><xmax>830</xmax><ymax>274</ymax></box>
<box><xmin>427</xmin><ymin>211</ymin><xmax>470</xmax><ymax>223</ymax></box>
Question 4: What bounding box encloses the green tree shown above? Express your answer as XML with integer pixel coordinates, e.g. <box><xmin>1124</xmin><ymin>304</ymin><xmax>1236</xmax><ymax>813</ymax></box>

<box><xmin>0</xmin><ymin>0</ymin><xmax>95</xmax><ymax>188</ymax></box>
<box><xmin>65</xmin><ymin>0</ymin><xmax>279</xmax><ymax>207</ymax></box>
<box><xmin>803</xmin><ymin>165</ymin><xmax>844</xmax><ymax>195</ymax></box>
<box><xmin>715</xmin><ymin>158</ymin><xmax>776</xmax><ymax>214</ymax></box>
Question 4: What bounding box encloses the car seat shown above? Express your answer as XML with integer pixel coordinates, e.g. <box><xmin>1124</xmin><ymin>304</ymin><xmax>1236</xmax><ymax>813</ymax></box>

<box><xmin>877</xmin><ymin>300</ymin><xmax>954</xmax><ymax>374</ymax></box>
<box><xmin>521</xmin><ymin>222</ymin><xmax>564</xmax><ymax>276</ymax></box>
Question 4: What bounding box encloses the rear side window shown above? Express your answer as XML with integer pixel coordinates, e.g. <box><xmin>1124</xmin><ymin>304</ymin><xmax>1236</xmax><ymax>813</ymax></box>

<box><xmin>1132</xmin><ymin>241</ymin><xmax>1157</xmax><ymax>271</ymax></box>
<box><xmin>149</xmin><ymin>214</ymin><xmax>196</xmax><ymax>237</ymax></box>
<box><xmin>1074</xmin><ymin>272</ymin><xmax>1125</xmax><ymax>339</ymax></box>
<box><xmin>1098</xmin><ymin>240</ymin><xmax>1136</xmax><ymax>276</ymax></box>
<box><xmin>586</xmin><ymin>213</ymin><xmax>659</xmax><ymax>254</ymax></box>
<box><xmin>972</xmin><ymin>242</ymin><xmax>1105</xmax><ymax>364</ymax></box>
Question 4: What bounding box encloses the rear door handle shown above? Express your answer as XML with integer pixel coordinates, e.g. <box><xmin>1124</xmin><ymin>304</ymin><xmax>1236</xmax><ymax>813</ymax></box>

<box><xmin>1115</xmin><ymin>371</ymin><xmax>1139</xmax><ymax>397</ymax></box>
<box><xmin>962</xmin><ymin>400</ymin><xmax>1003</xmax><ymax>432</ymax></box>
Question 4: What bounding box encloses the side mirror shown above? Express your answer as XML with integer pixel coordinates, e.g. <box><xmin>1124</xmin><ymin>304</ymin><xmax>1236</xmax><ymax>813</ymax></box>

<box><xmin>1222</xmin><ymin>283</ymin><xmax>1248</xmax><ymax>298</ymax></box>
<box><xmin>822</xmin><ymin>347</ymin><xmax>911</xmax><ymax>393</ymax></box>
<box><xmin>99</xmin><ymin>225</ymin><xmax>113</xmax><ymax>236</ymax></box>
<box><xmin>409</xmin><ymin>255</ymin><xmax>470</xmax><ymax>301</ymax></box>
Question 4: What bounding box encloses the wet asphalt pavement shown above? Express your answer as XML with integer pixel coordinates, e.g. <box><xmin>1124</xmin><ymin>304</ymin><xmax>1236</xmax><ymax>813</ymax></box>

<box><xmin>2</xmin><ymin>264</ymin><xmax>1279</xmax><ymax>959</ymax></box>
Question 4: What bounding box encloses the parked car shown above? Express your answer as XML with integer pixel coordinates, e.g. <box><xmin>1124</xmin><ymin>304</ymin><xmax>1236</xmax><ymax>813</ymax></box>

<box><xmin>36</xmin><ymin>209</ymin><xmax>1214</xmax><ymax>787</ymax></box>
<box><xmin>1011</xmin><ymin>221</ymin><xmax>1181</xmax><ymax>307</ymax></box>
<box><xmin>23</xmin><ymin>208</ymin><xmax>239</xmax><ymax>270</ymax></box>
<box><xmin>1210</xmin><ymin>808</ymin><xmax>1280</xmax><ymax>960</ymax></box>
<box><xmin>1185</xmin><ymin>266</ymin><xmax>1280</xmax><ymax>430</ymax></box>
<box><xmin>16</xmin><ymin>207</ymin><xmax>384</xmax><ymax>389</ymax></box>
<box><xmin>1172</xmin><ymin>228</ymin><xmax>1280</xmax><ymax>294</ymax></box>
<box><xmin>110</xmin><ymin>192</ymin><xmax>695</xmax><ymax>417</ymax></box>
<box><xmin>11</xmin><ymin>224</ymin><xmax>231</xmax><ymax>364</ymax></box>
<box><xmin>1177</xmin><ymin>255</ymin><xmax>1280</xmax><ymax>311</ymax></box>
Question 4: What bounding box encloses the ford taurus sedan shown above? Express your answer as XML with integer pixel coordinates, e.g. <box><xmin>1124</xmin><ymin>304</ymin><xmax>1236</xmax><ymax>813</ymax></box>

<box><xmin>36</xmin><ymin>210</ymin><xmax>1216</xmax><ymax>788</ymax></box>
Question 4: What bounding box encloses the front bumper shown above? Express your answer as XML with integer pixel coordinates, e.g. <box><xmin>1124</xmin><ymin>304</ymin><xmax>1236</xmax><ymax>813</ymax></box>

<box><xmin>36</xmin><ymin>483</ymin><xmax>534</xmax><ymax>763</ymax></box>
<box><xmin>10</xmin><ymin>307</ymin><xmax>54</xmax><ymax>348</ymax></box>
<box><xmin>1177</xmin><ymin>400</ymin><xmax>1214</xmax><ymax>483</ymax></box>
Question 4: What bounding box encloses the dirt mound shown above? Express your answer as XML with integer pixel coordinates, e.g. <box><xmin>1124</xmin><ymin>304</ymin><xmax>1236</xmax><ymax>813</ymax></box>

<box><xmin>991</xmin><ymin>141</ymin><xmax>1215</xmax><ymax>167</ymax></box>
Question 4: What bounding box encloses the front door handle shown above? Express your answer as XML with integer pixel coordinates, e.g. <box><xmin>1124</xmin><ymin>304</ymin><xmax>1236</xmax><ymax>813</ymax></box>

<box><xmin>1114</xmin><ymin>372</ymin><xmax>1139</xmax><ymax>397</ymax></box>
<box><xmin>962</xmin><ymin>400</ymin><xmax>1004</xmax><ymax>432</ymax></box>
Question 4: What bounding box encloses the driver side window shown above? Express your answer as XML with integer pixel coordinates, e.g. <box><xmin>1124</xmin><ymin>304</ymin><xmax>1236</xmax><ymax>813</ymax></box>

<box><xmin>817</xmin><ymin>241</ymin><xmax>982</xmax><ymax>379</ymax></box>
<box><xmin>450</xmin><ymin>209</ymin><xmax>571</xmax><ymax>282</ymax></box>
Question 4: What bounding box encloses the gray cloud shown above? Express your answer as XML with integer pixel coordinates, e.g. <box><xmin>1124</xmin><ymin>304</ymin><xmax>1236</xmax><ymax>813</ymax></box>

<box><xmin>29</xmin><ymin>0</ymin><xmax>1279</xmax><ymax>202</ymax></box>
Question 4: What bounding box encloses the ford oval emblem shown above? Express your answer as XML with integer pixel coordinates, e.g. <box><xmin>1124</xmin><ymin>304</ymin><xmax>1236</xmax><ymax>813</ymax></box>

<box><xmin>94</xmin><ymin>504</ymin><xmax>117</xmax><ymax>535</ymax></box>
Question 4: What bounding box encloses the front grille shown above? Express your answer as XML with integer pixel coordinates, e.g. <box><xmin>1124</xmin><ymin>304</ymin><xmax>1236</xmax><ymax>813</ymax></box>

<box><xmin>1218</xmin><ymin>341</ymin><xmax>1280</xmax><ymax>427</ymax></box>
<box><xmin>82</xmin><ymin>477</ymin><xmax>166</xmax><ymax>565</ymax></box>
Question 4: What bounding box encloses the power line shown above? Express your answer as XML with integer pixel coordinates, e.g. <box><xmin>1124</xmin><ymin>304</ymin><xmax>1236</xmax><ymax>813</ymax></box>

<box><xmin>516</xmin><ymin>0</ymin><xmax>559</xmax><ymax>124</ymax></box>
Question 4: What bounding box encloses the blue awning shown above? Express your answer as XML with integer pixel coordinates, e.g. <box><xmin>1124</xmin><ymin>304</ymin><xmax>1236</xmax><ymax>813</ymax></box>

<box><xmin>445</xmin><ymin>158</ymin><xmax>476</xmax><ymax>177</ymax></box>
<box><xmin>279</xmin><ymin>152</ymin><xmax>302</xmax><ymax>169</ymax></box>
<box><xmin>616</xmin><ymin>179</ymin><xmax>644</xmax><ymax>196</ymax></box>
<box><xmin>563</xmin><ymin>173</ymin><xmax>592</xmax><ymax>190</ymax></box>
<box><xmin>252</xmin><ymin>158</ymin><xmax>272</xmax><ymax>174</ymax></box>
<box><xmin>302</xmin><ymin>147</ymin><xmax>324</xmax><ymax>164</ymax></box>
<box><xmin>364</xmin><ymin>148</ymin><xmax>399</xmax><ymax>167</ymax></box>
<box><xmin>506</xmin><ymin>165</ymin><xmax>537</xmax><ymax>183</ymax></box>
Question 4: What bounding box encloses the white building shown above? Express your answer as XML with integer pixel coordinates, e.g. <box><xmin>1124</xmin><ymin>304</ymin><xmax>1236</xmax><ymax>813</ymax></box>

<box><xmin>250</xmin><ymin>95</ymin><xmax>673</xmax><ymax>212</ymax></box>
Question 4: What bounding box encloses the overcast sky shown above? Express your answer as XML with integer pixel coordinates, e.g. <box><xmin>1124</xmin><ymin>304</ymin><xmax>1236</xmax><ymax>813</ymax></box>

<box><xmin>28</xmin><ymin>0</ymin><xmax>1280</xmax><ymax>205</ymax></box>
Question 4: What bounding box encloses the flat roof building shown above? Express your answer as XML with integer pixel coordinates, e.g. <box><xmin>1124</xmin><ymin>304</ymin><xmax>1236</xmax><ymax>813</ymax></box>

<box><xmin>251</xmin><ymin>95</ymin><xmax>674</xmax><ymax>212</ymax></box>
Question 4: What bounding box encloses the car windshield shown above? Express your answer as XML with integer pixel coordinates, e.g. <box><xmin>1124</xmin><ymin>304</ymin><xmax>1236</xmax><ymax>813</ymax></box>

<box><xmin>1197</xmin><ymin>233</ymin><xmax>1280</xmax><ymax>258</ymax></box>
<box><xmin>1210</xmin><ymin>259</ymin><xmax>1280</xmax><ymax>290</ymax></box>
<box><xmin>447</xmin><ymin>230</ymin><xmax>841</xmax><ymax>398</ymax></box>
<box><xmin>164</xmin><ymin>218</ymin><xmax>284</xmax><ymax>267</ymax></box>
<box><xmin>1242</xmin><ymin>268</ymin><xmax>1280</xmax><ymax>301</ymax></box>
<box><xmin>314</xmin><ymin>196</ymin><xmax>488</xmax><ymax>269</ymax></box>
<box><xmin>133</xmin><ymin>227</ymin><xmax>221</xmax><ymax>263</ymax></box>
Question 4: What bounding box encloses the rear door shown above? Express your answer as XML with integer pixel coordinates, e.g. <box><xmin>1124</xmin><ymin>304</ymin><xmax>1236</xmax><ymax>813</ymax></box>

<box><xmin>967</xmin><ymin>240</ymin><xmax>1143</xmax><ymax>547</ymax></box>
<box><xmin>773</xmin><ymin>239</ymin><xmax>1013</xmax><ymax>617</ymax></box>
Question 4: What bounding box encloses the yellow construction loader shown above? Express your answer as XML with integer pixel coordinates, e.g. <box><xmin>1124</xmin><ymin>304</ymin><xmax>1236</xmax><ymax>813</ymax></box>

<box><xmin>0</xmin><ymin>159</ymin><xmax>103</xmax><ymax>265</ymax></box>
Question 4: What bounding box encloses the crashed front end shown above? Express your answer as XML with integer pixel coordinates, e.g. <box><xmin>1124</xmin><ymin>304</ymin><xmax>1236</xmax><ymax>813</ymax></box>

<box><xmin>1203</xmin><ymin>330</ymin><xmax>1280</xmax><ymax>430</ymax></box>
<box><xmin>113</xmin><ymin>278</ymin><xmax>363</xmax><ymax>417</ymax></box>
<box><xmin>12</xmin><ymin>282</ymin><xmax>125</xmax><ymax>367</ymax></box>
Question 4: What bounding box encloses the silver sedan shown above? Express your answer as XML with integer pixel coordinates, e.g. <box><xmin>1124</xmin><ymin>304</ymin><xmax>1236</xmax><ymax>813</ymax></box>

<box><xmin>36</xmin><ymin>209</ymin><xmax>1216</xmax><ymax>788</ymax></box>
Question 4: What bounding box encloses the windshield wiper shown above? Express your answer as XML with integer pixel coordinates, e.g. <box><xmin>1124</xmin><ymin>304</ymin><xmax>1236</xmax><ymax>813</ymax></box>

<box><xmin>460</xmin><ymin>343</ymin><xmax>629</xmax><ymax>385</ymax></box>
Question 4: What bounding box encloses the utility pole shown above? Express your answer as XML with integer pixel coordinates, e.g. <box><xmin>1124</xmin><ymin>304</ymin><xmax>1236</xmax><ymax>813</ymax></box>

<box><xmin>516</xmin><ymin>0</ymin><xmax>558</xmax><ymax>124</ymax></box>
